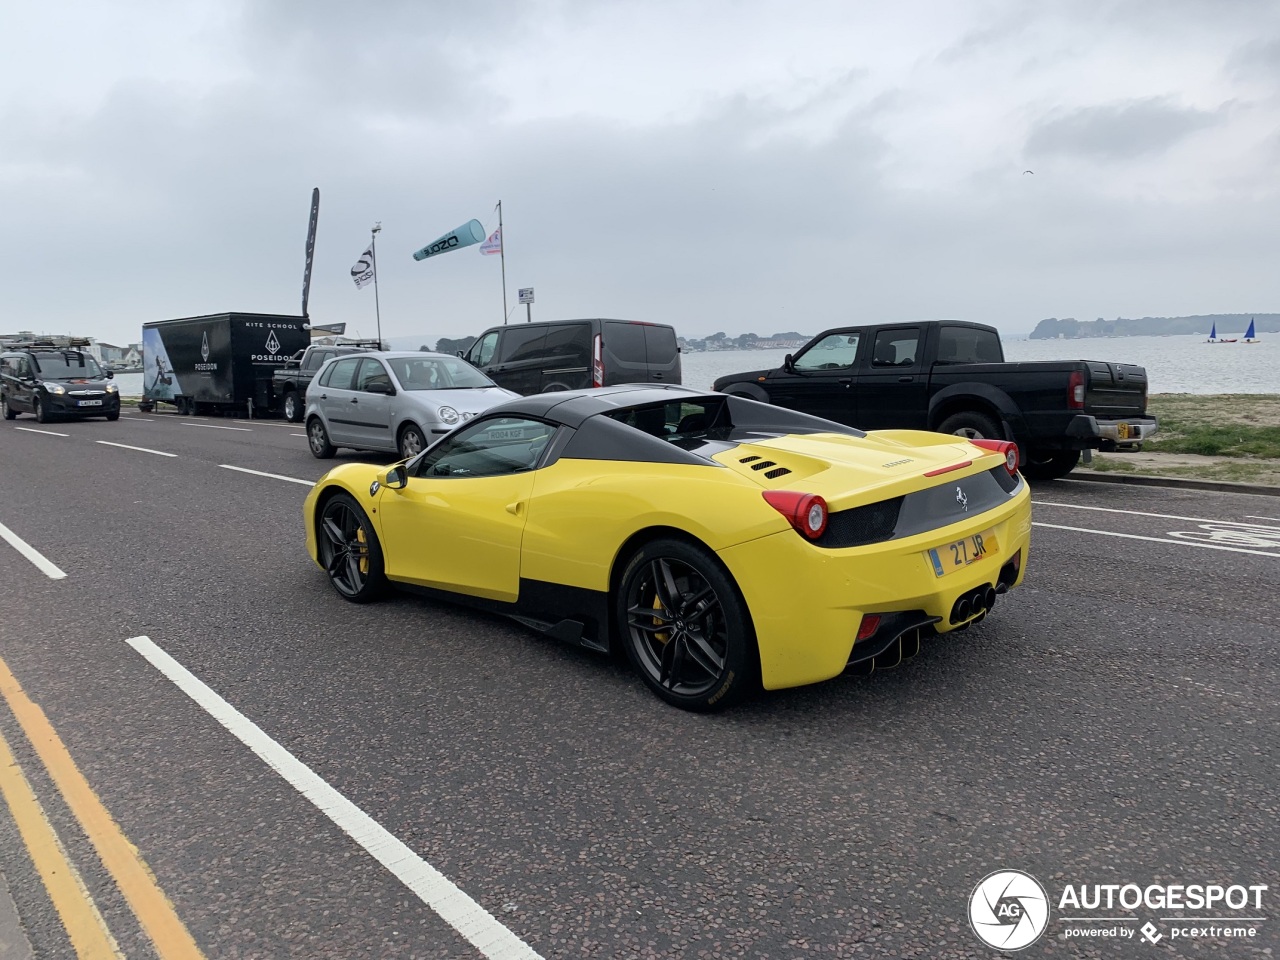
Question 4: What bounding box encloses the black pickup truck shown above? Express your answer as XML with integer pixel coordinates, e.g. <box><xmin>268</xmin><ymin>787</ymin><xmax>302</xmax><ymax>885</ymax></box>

<box><xmin>712</xmin><ymin>320</ymin><xmax>1157</xmax><ymax>480</ymax></box>
<box><xmin>272</xmin><ymin>341</ymin><xmax>382</xmax><ymax>422</ymax></box>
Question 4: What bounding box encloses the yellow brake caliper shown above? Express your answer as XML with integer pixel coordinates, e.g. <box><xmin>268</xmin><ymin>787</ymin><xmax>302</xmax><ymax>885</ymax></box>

<box><xmin>356</xmin><ymin>527</ymin><xmax>369</xmax><ymax>574</ymax></box>
<box><xmin>653</xmin><ymin>594</ymin><xmax>669</xmax><ymax>644</ymax></box>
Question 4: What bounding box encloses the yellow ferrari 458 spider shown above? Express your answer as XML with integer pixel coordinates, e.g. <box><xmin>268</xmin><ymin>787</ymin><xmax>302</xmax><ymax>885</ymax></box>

<box><xmin>303</xmin><ymin>385</ymin><xmax>1031</xmax><ymax>711</ymax></box>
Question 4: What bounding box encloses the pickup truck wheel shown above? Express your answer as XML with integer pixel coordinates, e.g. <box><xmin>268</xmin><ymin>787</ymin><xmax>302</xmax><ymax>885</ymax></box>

<box><xmin>938</xmin><ymin>411</ymin><xmax>1000</xmax><ymax>441</ymax></box>
<box><xmin>307</xmin><ymin>416</ymin><xmax>337</xmax><ymax>458</ymax></box>
<box><xmin>283</xmin><ymin>391</ymin><xmax>303</xmax><ymax>422</ymax></box>
<box><xmin>1020</xmin><ymin>449</ymin><xmax>1081</xmax><ymax>482</ymax></box>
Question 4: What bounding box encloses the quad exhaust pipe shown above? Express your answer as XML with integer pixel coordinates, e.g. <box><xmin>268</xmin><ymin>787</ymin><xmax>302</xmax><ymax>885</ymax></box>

<box><xmin>950</xmin><ymin>584</ymin><xmax>998</xmax><ymax>625</ymax></box>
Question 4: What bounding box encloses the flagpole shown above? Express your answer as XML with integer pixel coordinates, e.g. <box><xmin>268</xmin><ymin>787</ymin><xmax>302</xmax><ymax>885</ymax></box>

<box><xmin>371</xmin><ymin>222</ymin><xmax>383</xmax><ymax>346</ymax></box>
<box><xmin>497</xmin><ymin>201</ymin><xmax>509</xmax><ymax>325</ymax></box>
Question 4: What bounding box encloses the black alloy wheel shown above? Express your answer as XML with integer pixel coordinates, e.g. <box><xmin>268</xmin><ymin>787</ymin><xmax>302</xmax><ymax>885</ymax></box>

<box><xmin>317</xmin><ymin>493</ymin><xmax>386</xmax><ymax>602</ymax></box>
<box><xmin>618</xmin><ymin>538</ymin><xmax>757</xmax><ymax>711</ymax></box>
<box><xmin>307</xmin><ymin>417</ymin><xmax>336</xmax><ymax>458</ymax></box>
<box><xmin>1</xmin><ymin>396</ymin><xmax>14</xmax><ymax>420</ymax></box>
<box><xmin>34</xmin><ymin>397</ymin><xmax>48</xmax><ymax>423</ymax></box>
<box><xmin>398</xmin><ymin>423</ymin><xmax>426</xmax><ymax>458</ymax></box>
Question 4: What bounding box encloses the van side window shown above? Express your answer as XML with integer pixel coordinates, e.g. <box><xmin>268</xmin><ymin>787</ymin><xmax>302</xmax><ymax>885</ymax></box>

<box><xmin>469</xmin><ymin>332</ymin><xmax>499</xmax><ymax>367</ymax></box>
<box><xmin>541</xmin><ymin>324</ymin><xmax>590</xmax><ymax>363</ymax></box>
<box><xmin>499</xmin><ymin>326</ymin><xmax>548</xmax><ymax>363</ymax></box>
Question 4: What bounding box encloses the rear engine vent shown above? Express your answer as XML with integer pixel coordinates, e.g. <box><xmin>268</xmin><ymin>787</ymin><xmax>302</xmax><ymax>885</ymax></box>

<box><xmin>814</xmin><ymin>497</ymin><xmax>904</xmax><ymax>548</ymax></box>
<box><xmin>739</xmin><ymin>455</ymin><xmax>762</xmax><ymax>464</ymax></box>
<box><xmin>763</xmin><ymin>467</ymin><xmax>792</xmax><ymax>479</ymax></box>
<box><xmin>750</xmin><ymin>460</ymin><xmax>777</xmax><ymax>471</ymax></box>
<box><xmin>990</xmin><ymin>465</ymin><xmax>1020</xmax><ymax>493</ymax></box>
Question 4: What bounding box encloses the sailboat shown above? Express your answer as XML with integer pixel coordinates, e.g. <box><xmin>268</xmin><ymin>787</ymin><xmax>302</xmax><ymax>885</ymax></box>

<box><xmin>1207</xmin><ymin>321</ymin><xmax>1236</xmax><ymax>343</ymax></box>
<box><xmin>1243</xmin><ymin>318</ymin><xmax>1260</xmax><ymax>343</ymax></box>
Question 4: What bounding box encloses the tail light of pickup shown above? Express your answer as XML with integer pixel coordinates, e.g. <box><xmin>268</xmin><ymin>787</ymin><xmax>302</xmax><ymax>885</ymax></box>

<box><xmin>1068</xmin><ymin>369</ymin><xmax>1085</xmax><ymax>409</ymax></box>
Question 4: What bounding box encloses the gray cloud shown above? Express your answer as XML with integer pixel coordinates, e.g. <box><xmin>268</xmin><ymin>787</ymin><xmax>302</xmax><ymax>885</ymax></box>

<box><xmin>1025</xmin><ymin>97</ymin><xmax>1224</xmax><ymax>161</ymax></box>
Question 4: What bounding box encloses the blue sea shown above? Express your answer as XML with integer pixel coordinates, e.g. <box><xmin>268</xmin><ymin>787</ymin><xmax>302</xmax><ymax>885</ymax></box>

<box><xmin>110</xmin><ymin>334</ymin><xmax>1274</xmax><ymax>398</ymax></box>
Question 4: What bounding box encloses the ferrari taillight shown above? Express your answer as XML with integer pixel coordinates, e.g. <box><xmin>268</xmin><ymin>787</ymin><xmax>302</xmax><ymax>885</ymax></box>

<box><xmin>592</xmin><ymin>333</ymin><xmax>604</xmax><ymax>387</ymax></box>
<box><xmin>762</xmin><ymin>490</ymin><xmax>828</xmax><ymax>539</ymax></box>
<box><xmin>970</xmin><ymin>438</ymin><xmax>1019</xmax><ymax>475</ymax></box>
<box><xmin>856</xmin><ymin>615</ymin><xmax>881</xmax><ymax>641</ymax></box>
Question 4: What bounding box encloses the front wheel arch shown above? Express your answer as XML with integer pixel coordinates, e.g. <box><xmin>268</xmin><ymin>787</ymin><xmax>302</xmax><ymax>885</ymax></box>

<box><xmin>719</xmin><ymin>382</ymin><xmax>770</xmax><ymax>403</ymax></box>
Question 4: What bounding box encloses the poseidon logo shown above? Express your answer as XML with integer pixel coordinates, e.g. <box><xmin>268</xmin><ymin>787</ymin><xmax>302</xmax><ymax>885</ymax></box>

<box><xmin>955</xmin><ymin>486</ymin><xmax>969</xmax><ymax>512</ymax></box>
<box><xmin>265</xmin><ymin>329</ymin><xmax>281</xmax><ymax>354</ymax></box>
<box><xmin>200</xmin><ymin>331</ymin><xmax>210</xmax><ymax>362</ymax></box>
<box><xmin>969</xmin><ymin>870</ymin><xmax>1050</xmax><ymax>950</ymax></box>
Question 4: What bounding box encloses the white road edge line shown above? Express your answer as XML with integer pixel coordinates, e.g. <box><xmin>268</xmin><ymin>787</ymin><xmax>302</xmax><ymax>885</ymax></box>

<box><xmin>125</xmin><ymin>636</ymin><xmax>543</xmax><ymax>960</ymax></box>
<box><xmin>96</xmin><ymin>441</ymin><xmax>177</xmax><ymax>458</ymax></box>
<box><xmin>1032</xmin><ymin>499</ymin><xmax>1280</xmax><ymax>528</ymax></box>
<box><xmin>231</xmin><ymin>420</ymin><xmax>297</xmax><ymax>428</ymax></box>
<box><xmin>13</xmin><ymin>427</ymin><xmax>69</xmax><ymax>437</ymax></box>
<box><xmin>290</xmin><ymin>433</ymin><xmax>306</xmax><ymax>438</ymax></box>
<box><xmin>1033</xmin><ymin>521</ymin><xmax>1280</xmax><ymax>558</ymax></box>
<box><xmin>120</xmin><ymin>416</ymin><xmax>156</xmax><ymax>421</ymax></box>
<box><xmin>182</xmin><ymin>423</ymin><xmax>251</xmax><ymax>432</ymax></box>
<box><xmin>219</xmin><ymin>464</ymin><xmax>314</xmax><ymax>486</ymax></box>
<box><xmin>0</xmin><ymin>520</ymin><xmax>67</xmax><ymax>579</ymax></box>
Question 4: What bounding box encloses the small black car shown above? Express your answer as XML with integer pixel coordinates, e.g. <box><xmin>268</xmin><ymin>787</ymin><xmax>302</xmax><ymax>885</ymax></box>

<box><xmin>1</xmin><ymin>339</ymin><xmax>121</xmax><ymax>422</ymax></box>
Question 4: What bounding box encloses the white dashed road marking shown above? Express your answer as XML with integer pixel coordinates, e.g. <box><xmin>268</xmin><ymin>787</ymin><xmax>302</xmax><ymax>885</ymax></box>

<box><xmin>182</xmin><ymin>423</ymin><xmax>251</xmax><ymax>432</ymax></box>
<box><xmin>14</xmin><ymin>427</ymin><xmax>69</xmax><ymax>437</ymax></box>
<box><xmin>95</xmin><ymin>441</ymin><xmax>178</xmax><ymax>458</ymax></box>
<box><xmin>219</xmin><ymin>465</ymin><xmax>313</xmax><ymax>486</ymax></box>
<box><xmin>127</xmin><ymin>636</ymin><xmax>544</xmax><ymax>960</ymax></box>
<box><xmin>0</xmin><ymin>520</ymin><xmax>67</xmax><ymax>579</ymax></box>
<box><xmin>1033</xmin><ymin>522</ymin><xmax>1280</xmax><ymax>559</ymax></box>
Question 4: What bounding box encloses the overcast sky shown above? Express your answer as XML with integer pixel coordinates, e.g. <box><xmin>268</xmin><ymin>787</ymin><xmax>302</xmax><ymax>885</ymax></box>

<box><xmin>3</xmin><ymin>0</ymin><xmax>1278</xmax><ymax>347</ymax></box>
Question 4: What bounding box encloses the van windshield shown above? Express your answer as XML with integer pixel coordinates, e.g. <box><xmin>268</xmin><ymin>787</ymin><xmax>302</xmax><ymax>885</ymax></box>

<box><xmin>32</xmin><ymin>353</ymin><xmax>103</xmax><ymax>378</ymax></box>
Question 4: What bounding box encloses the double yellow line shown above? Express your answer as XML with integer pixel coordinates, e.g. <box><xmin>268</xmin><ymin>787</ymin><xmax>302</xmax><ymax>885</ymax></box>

<box><xmin>0</xmin><ymin>656</ymin><xmax>205</xmax><ymax>959</ymax></box>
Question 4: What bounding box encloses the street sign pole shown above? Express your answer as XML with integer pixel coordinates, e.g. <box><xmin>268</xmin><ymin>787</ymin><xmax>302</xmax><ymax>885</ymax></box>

<box><xmin>518</xmin><ymin>287</ymin><xmax>535</xmax><ymax>323</ymax></box>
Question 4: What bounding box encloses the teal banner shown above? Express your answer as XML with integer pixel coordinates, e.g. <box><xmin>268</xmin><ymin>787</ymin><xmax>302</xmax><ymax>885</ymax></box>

<box><xmin>412</xmin><ymin>219</ymin><xmax>486</xmax><ymax>261</ymax></box>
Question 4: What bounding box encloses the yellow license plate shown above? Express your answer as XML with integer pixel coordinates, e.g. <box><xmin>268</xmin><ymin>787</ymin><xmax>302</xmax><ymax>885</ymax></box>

<box><xmin>1117</xmin><ymin>422</ymin><xmax>1131</xmax><ymax>439</ymax></box>
<box><xmin>928</xmin><ymin>529</ymin><xmax>997</xmax><ymax>577</ymax></box>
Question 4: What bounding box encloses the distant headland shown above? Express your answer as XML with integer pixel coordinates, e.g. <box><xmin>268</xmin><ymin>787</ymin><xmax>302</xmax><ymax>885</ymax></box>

<box><xmin>1030</xmin><ymin>314</ymin><xmax>1278</xmax><ymax>339</ymax></box>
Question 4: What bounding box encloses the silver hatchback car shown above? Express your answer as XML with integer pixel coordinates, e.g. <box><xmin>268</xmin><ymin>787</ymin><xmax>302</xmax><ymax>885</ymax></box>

<box><xmin>305</xmin><ymin>351</ymin><xmax>519</xmax><ymax>459</ymax></box>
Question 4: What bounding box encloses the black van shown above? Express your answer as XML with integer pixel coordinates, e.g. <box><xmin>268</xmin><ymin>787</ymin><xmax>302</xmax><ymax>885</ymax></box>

<box><xmin>461</xmin><ymin>319</ymin><xmax>681</xmax><ymax>395</ymax></box>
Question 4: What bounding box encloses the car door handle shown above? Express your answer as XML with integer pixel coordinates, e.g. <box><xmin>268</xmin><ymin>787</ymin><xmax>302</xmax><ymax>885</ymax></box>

<box><xmin>506</xmin><ymin>501</ymin><xmax>524</xmax><ymax>516</ymax></box>
<box><xmin>350</xmin><ymin>397</ymin><xmax>359</xmax><ymax>403</ymax></box>
<box><xmin>898</xmin><ymin>376</ymin><xmax>915</xmax><ymax>383</ymax></box>
<box><xmin>319</xmin><ymin>394</ymin><xmax>327</xmax><ymax>400</ymax></box>
<box><xmin>838</xmin><ymin>378</ymin><xmax>852</xmax><ymax>385</ymax></box>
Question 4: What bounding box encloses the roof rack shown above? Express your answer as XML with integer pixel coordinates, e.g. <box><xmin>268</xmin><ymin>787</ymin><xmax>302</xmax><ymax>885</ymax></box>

<box><xmin>0</xmin><ymin>336</ymin><xmax>94</xmax><ymax>350</ymax></box>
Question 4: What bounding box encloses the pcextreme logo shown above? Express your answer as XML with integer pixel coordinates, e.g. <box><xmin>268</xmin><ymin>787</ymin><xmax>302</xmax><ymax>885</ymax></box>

<box><xmin>968</xmin><ymin>870</ymin><xmax>1269</xmax><ymax>950</ymax></box>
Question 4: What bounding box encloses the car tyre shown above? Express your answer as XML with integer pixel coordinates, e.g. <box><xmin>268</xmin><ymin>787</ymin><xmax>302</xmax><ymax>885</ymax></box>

<box><xmin>316</xmin><ymin>493</ymin><xmax>386</xmax><ymax>602</ymax></box>
<box><xmin>938</xmin><ymin>410</ymin><xmax>1001</xmax><ymax>441</ymax></box>
<box><xmin>1019</xmin><ymin>449</ymin><xmax>1081</xmax><ymax>482</ymax></box>
<box><xmin>283</xmin><ymin>391</ymin><xmax>303</xmax><ymax>422</ymax></box>
<box><xmin>398</xmin><ymin>423</ymin><xmax>427</xmax><ymax>459</ymax></box>
<box><xmin>106</xmin><ymin>410</ymin><xmax>120</xmax><ymax>422</ymax></box>
<box><xmin>617</xmin><ymin>538</ymin><xmax>759</xmax><ymax>712</ymax></box>
<box><xmin>1</xmin><ymin>396</ymin><xmax>14</xmax><ymax>420</ymax></box>
<box><xmin>307</xmin><ymin>416</ymin><xmax>337</xmax><ymax>458</ymax></box>
<box><xmin>34</xmin><ymin>397</ymin><xmax>49</xmax><ymax>423</ymax></box>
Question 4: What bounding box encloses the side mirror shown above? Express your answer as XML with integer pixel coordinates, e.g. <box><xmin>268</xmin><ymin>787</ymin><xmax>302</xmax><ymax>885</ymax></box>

<box><xmin>783</xmin><ymin>354</ymin><xmax>795</xmax><ymax>372</ymax></box>
<box><xmin>378</xmin><ymin>464</ymin><xmax>408</xmax><ymax>490</ymax></box>
<box><xmin>105</xmin><ymin>369</ymin><xmax>114</xmax><ymax>379</ymax></box>
<box><xmin>366</xmin><ymin>381</ymin><xmax>394</xmax><ymax>395</ymax></box>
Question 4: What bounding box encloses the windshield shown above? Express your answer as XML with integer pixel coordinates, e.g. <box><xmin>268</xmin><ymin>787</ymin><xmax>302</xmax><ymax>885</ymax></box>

<box><xmin>33</xmin><ymin>352</ymin><xmax>103</xmax><ymax>378</ymax></box>
<box><xmin>388</xmin><ymin>356</ymin><xmax>494</xmax><ymax>390</ymax></box>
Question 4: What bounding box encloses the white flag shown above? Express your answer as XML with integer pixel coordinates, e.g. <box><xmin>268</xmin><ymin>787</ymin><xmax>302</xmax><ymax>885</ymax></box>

<box><xmin>479</xmin><ymin>226</ymin><xmax>502</xmax><ymax>256</ymax></box>
<box><xmin>350</xmin><ymin>244</ymin><xmax>375</xmax><ymax>289</ymax></box>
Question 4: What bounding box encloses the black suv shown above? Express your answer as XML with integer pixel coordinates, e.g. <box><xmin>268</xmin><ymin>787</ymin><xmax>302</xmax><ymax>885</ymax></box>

<box><xmin>0</xmin><ymin>339</ymin><xmax>121</xmax><ymax>423</ymax></box>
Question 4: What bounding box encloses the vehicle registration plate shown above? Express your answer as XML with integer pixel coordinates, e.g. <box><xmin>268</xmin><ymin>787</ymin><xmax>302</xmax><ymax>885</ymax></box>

<box><xmin>927</xmin><ymin>528</ymin><xmax>997</xmax><ymax>577</ymax></box>
<box><xmin>486</xmin><ymin>427</ymin><xmax>525</xmax><ymax>440</ymax></box>
<box><xmin>77</xmin><ymin>399</ymin><xmax>103</xmax><ymax>407</ymax></box>
<box><xmin>1116</xmin><ymin>422</ymin><xmax>1131</xmax><ymax>439</ymax></box>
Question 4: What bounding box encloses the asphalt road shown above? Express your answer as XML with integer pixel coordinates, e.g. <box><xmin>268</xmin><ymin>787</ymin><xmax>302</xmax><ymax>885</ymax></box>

<box><xmin>0</xmin><ymin>409</ymin><xmax>1276</xmax><ymax>958</ymax></box>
